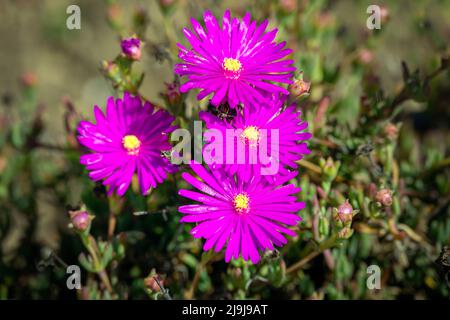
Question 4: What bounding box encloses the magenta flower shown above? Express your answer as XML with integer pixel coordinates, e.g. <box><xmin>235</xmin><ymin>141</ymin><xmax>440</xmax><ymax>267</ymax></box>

<box><xmin>178</xmin><ymin>162</ymin><xmax>304</xmax><ymax>264</ymax></box>
<box><xmin>200</xmin><ymin>95</ymin><xmax>311</xmax><ymax>182</ymax></box>
<box><xmin>77</xmin><ymin>92</ymin><xmax>177</xmax><ymax>196</ymax></box>
<box><xmin>175</xmin><ymin>10</ymin><xmax>296</xmax><ymax>108</ymax></box>
<box><xmin>121</xmin><ymin>36</ymin><xmax>142</xmax><ymax>60</ymax></box>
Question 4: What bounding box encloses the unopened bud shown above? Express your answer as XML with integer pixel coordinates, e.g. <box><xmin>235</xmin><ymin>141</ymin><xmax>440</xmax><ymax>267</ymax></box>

<box><xmin>383</xmin><ymin>122</ymin><xmax>398</xmax><ymax>141</ymax></box>
<box><xmin>20</xmin><ymin>72</ymin><xmax>38</xmax><ymax>88</ymax></box>
<box><xmin>280</xmin><ymin>0</ymin><xmax>297</xmax><ymax>12</ymax></box>
<box><xmin>69</xmin><ymin>210</ymin><xmax>93</xmax><ymax>232</ymax></box>
<box><xmin>315</xmin><ymin>12</ymin><xmax>334</xmax><ymax>28</ymax></box>
<box><xmin>161</xmin><ymin>81</ymin><xmax>182</xmax><ymax>106</ymax></box>
<box><xmin>333</xmin><ymin>199</ymin><xmax>354</xmax><ymax>224</ymax></box>
<box><xmin>288</xmin><ymin>74</ymin><xmax>310</xmax><ymax>104</ymax></box>
<box><xmin>376</xmin><ymin>188</ymin><xmax>393</xmax><ymax>206</ymax></box>
<box><xmin>121</xmin><ymin>36</ymin><xmax>142</xmax><ymax>61</ymax></box>
<box><xmin>144</xmin><ymin>274</ymin><xmax>163</xmax><ymax>292</ymax></box>
<box><xmin>106</xmin><ymin>4</ymin><xmax>122</xmax><ymax>29</ymax></box>
<box><xmin>357</xmin><ymin>48</ymin><xmax>374</xmax><ymax>65</ymax></box>
<box><xmin>319</xmin><ymin>157</ymin><xmax>341</xmax><ymax>181</ymax></box>
<box><xmin>101</xmin><ymin>60</ymin><xmax>121</xmax><ymax>84</ymax></box>
<box><xmin>380</xmin><ymin>6</ymin><xmax>390</xmax><ymax>23</ymax></box>
<box><xmin>232</xmin><ymin>268</ymin><xmax>242</xmax><ymax>278</ymax></box>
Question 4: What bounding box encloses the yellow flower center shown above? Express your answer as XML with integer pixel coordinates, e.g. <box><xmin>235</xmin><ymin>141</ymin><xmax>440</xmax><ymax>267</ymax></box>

<box><xmin>222</xmin><ymin>58</ymin><xmax>243</xmax><ymax>79</ymax></box>
<box><xmin>223</xmin><ymin>58</ymin><xmax>242</xmax><ymax>72</ymax></box>
<box><xmin>122</xmin><ymin>134</ymin><xmax>141</xmax><ymax>155</ymax></box>
<box><xmin>233</xmin><ymin>193</ymin><xmax>250</xmax><ymax>214</ymax></box>
<box><xmin>242</xmin><ymin>126</ymin><xmax>260</xmax><ymax>146</ymax></box>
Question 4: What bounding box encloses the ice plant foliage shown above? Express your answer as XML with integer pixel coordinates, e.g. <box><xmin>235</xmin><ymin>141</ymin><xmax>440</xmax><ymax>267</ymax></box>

<box><xmin>178</xmin><ymin>162</ymin><xmax>304</xmax><ymax>264</ymax></box>
<box><xmin>200</xmin><ymin>95</ymin><xmax>311</xmax><ymax>182</ymax></box>
<box><xmin>77</xmin><ymin>92</ymin><xmax>177</xmax><ymax>196</ymax></box>
<box><xmin>175</xmin><ymin>10</ymin><xmax>296</xmax><ymax>108</ymax></box>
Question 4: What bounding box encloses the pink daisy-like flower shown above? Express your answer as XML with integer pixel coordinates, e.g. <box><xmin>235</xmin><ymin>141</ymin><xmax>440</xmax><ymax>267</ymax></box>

<box><xmin>178</xmin><ymin>162</ymin><xmax>304</xmax><ymax>264</ymax></box>
<box><xmin>200</xmin><ymin>95</ymin><xmax>311</xmax><ymax>182</ymax></box>
<box><xmin>175</xmin><ymin>10</ymin><xmax>296</xmax><ymax>108</ymax></box>
<box><xmin>77</xmin><ymin>92</ymin><xmax>177</xmax><ymax>196</ymax></box>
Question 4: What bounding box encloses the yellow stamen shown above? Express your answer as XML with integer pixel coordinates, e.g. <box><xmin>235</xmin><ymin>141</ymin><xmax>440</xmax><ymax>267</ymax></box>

<box><xmin>233</xmin><ymin>193</ymin><xmax>250</xmax><ymax>213</ymax></box>
<box><xmin>242</xmin><ymin>126</ymin><xmax>260</xmax><ymax>146</ymax></box>
<box><xmin>122</xmin><ymin>134</ymin><xmax>141</xmax><ymax>155</ymax></box>
<box><xmin>223</xmin><ymin>58</ymin><xmax>242</xmax><ymax>72</ymax></box>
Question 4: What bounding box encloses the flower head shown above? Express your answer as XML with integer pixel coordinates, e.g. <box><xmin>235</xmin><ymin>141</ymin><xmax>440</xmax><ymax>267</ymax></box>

<box><xmin>200</xmin><ymin>94</ymin><xmax>311</xmax><ymax>182</ymax></box>
<box><xmin>175</xmin><ymin>10</ymin><xmax>296</xmax><ymax>108</ymax></box>
<box><xmin>178</xmin><ymin>162</ymin><xmax>304</xmax><ymax>264</ymax></box>
<box><xmin>20</xmin><ymin>72</ymin><xmax>38</xmax><ymax>88</ymax></box>
<box><xmin>334</xmin><ymin>199</ymin><xmax>354</xmax><ymax>224</ymax></box>
<box><xmin>77</xmin><ymin>92</ymin><xmax>177</xmax><ymax>196</ymax></box>
<box><xmin>288</xmin><ymin>74</ymin><xmax>310</xmax><ymax>103</ymax></box>
<box><xmin>383</xmin><ymin>122</ymin><xmax>399</xmax><ymax>141</ymax></box>
<box><xmin>376</xmin><ymin>188</ymin><xmax>393</xmax><ymax>206</ymax></box>
<box><xmin>69</xmin><ymin>210</ymin><xmax>93</xmax><ymax>232</ymax></box>
<box><xmin>121</xmin><ymin>36</ymin><xmax>142</xmax><ymax>60</ymax></box>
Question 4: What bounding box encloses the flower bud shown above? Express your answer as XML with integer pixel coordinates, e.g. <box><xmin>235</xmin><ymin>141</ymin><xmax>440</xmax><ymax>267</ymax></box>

<box><xmin>376</xmin><ymin>188</ymin><xmax>393</xmax><ymax>207</ymax></box>
<box><xmin>319</xmin><ymin>157</ymin><xmax>341</xmax><ymax>181</ymax></box>
<box><xmin>20</xmin><ymin>72</ymin><xmax>38</xmax><ymax>88</ymax></box>
<box><xmin>232</xmin><ymin>268</ymin><xmax>242</xmax><ymax>278</ymax></box>
<box><xmin>144</xmin><ymin>274</ymin><xmax>163</xmax><ymax>292</ymax></box>
<box><xmin>106</xmin><ymin>4</ymin><xmax>122</xmax><ymax>30</ymax></box>
<box><xmin>102</xmin><ymin>60</ymin><xmax>120</xmax><ymax>76</ymax></box>
<box><xmin>357</xmin><ymin>48</ymin><xmax>374</xmax><ymax>65</ymax></box>
<box><xmin>315</xmin><ymin>12</ymin><xmax>334</xmax><ymax>28</ymax></box>
<box><xmin>69</xmin><ymin>210</ymin><xmax>92</xmax><ymax>232</ymax></box>
<box><xmin>333</xmin><ymin>199</ymin><xmax>354</xmax><ymax>224</ymax></box>
<box><xmin>288</xmin><ymin>74</ymin><xmax>311</xmax><ymax>104</ymax></box>
<box><xmin>280</xmin><ymin>0</ymin><xmax>297</xmax><ymax>13</ymax></box>
<box><xmin>380</xmin><ymin>6</ymin><xmax>390</xmax><ymax>23</ymax></box>
<box><xmin>161</xmin><ymin>81</ymin><xmax>182</xmax><ymax>106</ymax></box>
<box><xmin>383</xmin><ymin>122</ymin><xmax>398</xmax><ymax>141</ymax></box>
<box><xmin>121</xmin><ymin>36</ymin><xmax>142</xmax><ymax>61</ymax></box>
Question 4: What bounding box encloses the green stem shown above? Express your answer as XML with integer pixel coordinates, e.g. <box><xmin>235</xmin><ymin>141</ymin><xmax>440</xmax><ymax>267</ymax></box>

<box><xmin>286</xmin><ymin>235</ymin><xmax>338</xmax><ymax>274</ymax></box>
<box><xmin>80</xmin><ymin>233</ymin><xmax>114</xmax><ymax>295</ymax></box>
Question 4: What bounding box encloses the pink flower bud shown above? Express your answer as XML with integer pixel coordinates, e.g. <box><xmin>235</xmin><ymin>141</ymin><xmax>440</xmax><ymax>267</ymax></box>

<box><xmin>380</xmin><ymin>6</ymin><xmax>390</xmax><ymax>23</ymax></box>
<box><xmin>121</xmin><ymin>37</ymin><xmax>142</xmax><ymax>61</ymax></box>
<box><xmin>144</xmin><ymin>275</ymin><xmax>163</xmax><ymax>292</ymax></box>
<box><xmin>161</xmin><ymin>81</ymin><xmax>182</xmax><ymax>106</ymax></box>
<box><xmin>335</xmin><ymin>199</ymin><xmax>354</xmax><ymax>223</ymax></box>
<box><xmin>383</xmin><ymin>123</ymin><xmax>398</xmax><ymax>140</ymax></box>
<box><xmin>20</xmin><ymin>72</ymin><xmax>38</xmax><ymax>88</ymax></box>
<box><xmin>280</xmin><ymin>0</ymin><xmax>297</xmax><ymax>12</ymax></box>
<box><xmin>288</xmin><ymin>76</ymin><xmax>311</xmax><ymax>99</ymax></box>
<box><xmin>69</xmin><ymin>211</ymin><xmax>91</xmax><ymax>231</ymax></box>
<box><xmin>376</xmin><ymin>189</ymin><xmax>393</xmax><ymax>206</ymax></box>
<box><xmin>358</xmin><ymin>48</ymin><xmax>374</xmax><ymax>65</ymax></box>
